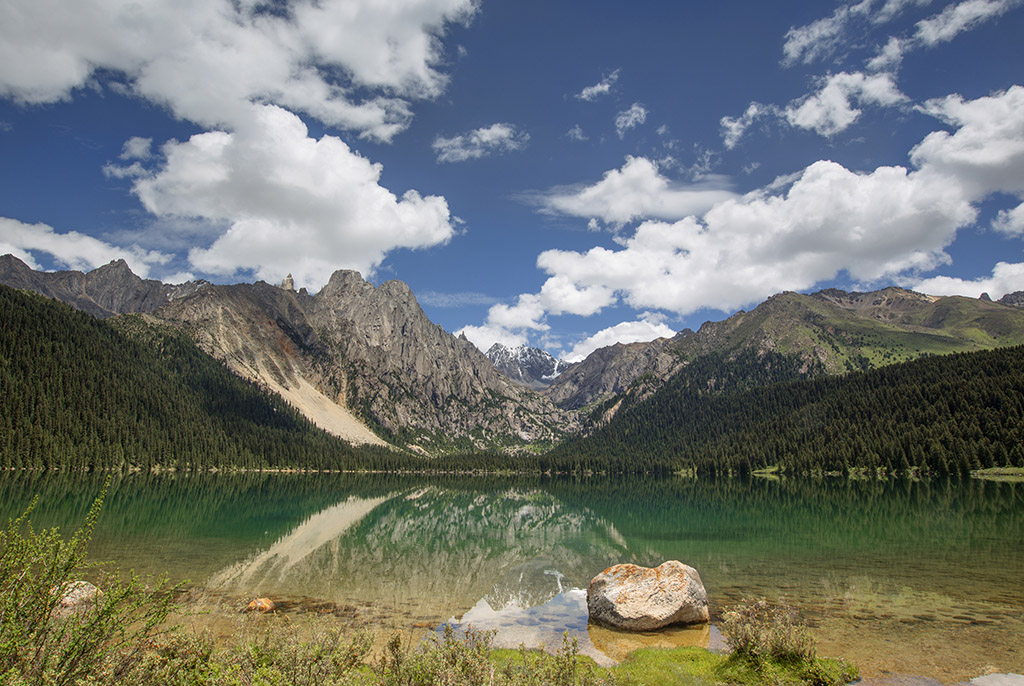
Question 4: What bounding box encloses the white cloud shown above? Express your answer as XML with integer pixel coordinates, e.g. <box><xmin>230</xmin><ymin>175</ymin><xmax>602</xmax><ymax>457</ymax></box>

<box><xmin>563</xmin><ymin>315</ymin><xmax>675</xmax><ymax>363</ymax></box>
<box><xmin>457</xmin><ymin>323</ymin><xmax>528</xmax><ymax>352</ymax></box>
<box><xmin>0</xmin><ymin>0</ymin><xmax>476</xmax><ymax>142</ymax></box>
<box><xmin>526</xmin><ymin>87</ymin><xmax>1023</xmax><ymax>319</ymax></box>
<box><xmin>866</xmin><ymin>36</ymin><xmax>906</xmax><ymax>71</ymax></box>
<box><xmin>120</xmin><ymin>136</ymin><xmax>152</xmax><ymax>160</ymax></box>
<box><xmin>566</xmin><ymin>124</ymin><xmax>587</xmax><ymax>142</ymax></box>
<box><xmin>782</xmin><ymin>0</ymin><xmax>936</xmax><ymax>67</ymax></box>
<box><xmin>914</xmin><ymin>0</ymin><xmax>1018</xmax><ymax>46</ymax></box>
<box><xmin>121</xmin><ymin>104</ymin><xmax>455</xmax><ymax>290</ymax></box>
<box><xmin>911</xmin><ymin>86</ymin><xmax>1024</xmax><ymax>198</ymax></box>
<box><xmin>722</xmin><ymin>72</ymin><xmax>906</xmax><ymax>146</ymax></box>
<box><xmin>0</xmin><ymin>217</ymin><xmax>169</xmax><ymax>277</ymax></box>
<box><xmin>615</xmin><ymin>103</ymin><xmax>648</xmax><ymax>138</ymax></box>
<box><xmin>534</xmin><ymin>156</ymin><xmax>737</xmax><ymax>226</ymax></box>
<box><xmin>576</xmin><ymin>69</ymin><xmax>620</xmax><ymax>101</ymax></box>
<box><xmin>784</xmin><ymin>71</ymin><xmax>908</xmax><ymax>136</ymax></box>
<box><xmin>992</xmin><ymin>202</ymin><xmax>1024</xmax><ymax>234</ymax></box>
<box><xmin>466</xmin><ymin>88</ymin><xmax>1024</xmax><ymax>353</ymax></box>
<box><xmin>781</xmin><ymin>1</ymin><xmax>873</xmax><ymax>67</ymax></box>
<box><xmin>911</xmin><ymin>261</ymin><xmax>1024</xmax><ymax>298</ymax></box>
<box><xmin>720</xmin><ymin>102</ymin><xmax>776</xmax><ymax>149</ymax></box>
<box><xmin>874</xmin><ymin>0</ymin><xmax>935</xmax><ymax>23</ymax></box>
<box><xmin>535</xmin><ymin>160</ymin><xmax>974</xmax><ymax>316</ymax></box>
<box><xmin>432</xmin><ymin>123</ymin><xmax>530</xmax><ymax>163</ymax></box>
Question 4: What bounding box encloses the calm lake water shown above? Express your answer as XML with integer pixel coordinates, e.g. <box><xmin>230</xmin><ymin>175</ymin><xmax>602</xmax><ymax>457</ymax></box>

<box><xmin>2</xmin><ymin>472</ymin><xmax>1021</xmax><ymax>681</ymax></box>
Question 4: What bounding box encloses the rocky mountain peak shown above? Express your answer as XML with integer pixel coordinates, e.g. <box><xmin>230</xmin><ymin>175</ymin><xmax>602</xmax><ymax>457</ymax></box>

<box><xmin>485</xmin><ymin>343</ymin><xmax>575</xmax><ymax>391</ymax></box>
<box><xmin>0</xmin><ymin>254</ymin><xmax>204</xmax><ymax>318</ymax></box>
<box><xmin>320</xmin><ymin>269</ymin><xmax>372</xmax><ymax>298</ymax></box>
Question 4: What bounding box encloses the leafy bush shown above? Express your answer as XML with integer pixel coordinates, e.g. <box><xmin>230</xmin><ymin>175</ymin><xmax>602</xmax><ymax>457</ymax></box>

<box><xmin>721</xmin><ymin>599</ymin><xmax>816</xmax><ymax>663</ymax></box>
<box><xmin>0</xmin><ymin>485</ymin><xmax>176</xmax><ymax>686</ymax></box>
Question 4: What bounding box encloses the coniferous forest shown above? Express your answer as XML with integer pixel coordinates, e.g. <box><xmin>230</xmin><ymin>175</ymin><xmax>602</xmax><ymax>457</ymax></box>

<box><xmin>4</xmin><ymin>283</ymin><xmax>1024</xmax><ymax>475</ymax></box>
<box><xmin>546</xmin><ymin>345</ymin><xmax>1024</xmax><ymax>475</ymax></box>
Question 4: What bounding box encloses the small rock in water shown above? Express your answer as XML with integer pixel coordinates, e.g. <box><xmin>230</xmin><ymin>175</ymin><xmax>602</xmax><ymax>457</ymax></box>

<box><xmin>53</xmin><ymin>580</ymin><xmax>102</xmax><ymax>617</ymax></box>
<box><xmin>246</xmin><ymin>597</ymin><xmax>276</xmax><ymax>613</ymax></box>
<box><xmin>587</xmin><ymin>560</ymin><xmax>709</xmax><ymax>631</ymax></box>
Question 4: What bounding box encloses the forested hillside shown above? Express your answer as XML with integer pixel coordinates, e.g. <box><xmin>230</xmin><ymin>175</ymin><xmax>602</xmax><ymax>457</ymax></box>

<box><xmin>547</xmin><ymin>346</ymin><xmax>1024</xmax><ymax>476</ymax></box>
<box><xmin>0</xmin><ymin>286</ymin><xmax>403</xmax><ymax>471</ymax></box>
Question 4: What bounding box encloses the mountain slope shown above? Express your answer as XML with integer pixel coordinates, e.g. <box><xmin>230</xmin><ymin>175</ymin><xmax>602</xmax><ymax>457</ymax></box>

<box><xmin>546</xmin><ymin>287</ymin><xmax>1024</xmax><ymax>414</ymax></box>
<box><xmin>0</xmin><ymin>254</ymin><xmax>204</xmax><ymax>318</ymax></box>
<box><xmin>546</xmin><ymin>344</ymin><xmax>1024</xmax><ymax>475</ymax></box>
<box><xmin>0</xmin><ymin>284</ymin><xmax>397</xmax><ymax>470</ymax></box>
<box><xmin>156</xmin><ymin>271</ymin><xmax>577</xmax><ymax>454</ymax></box>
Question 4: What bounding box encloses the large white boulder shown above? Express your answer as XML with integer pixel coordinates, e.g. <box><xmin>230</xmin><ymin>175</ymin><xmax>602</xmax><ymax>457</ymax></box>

<box><xmin>587</xmin><ymin>561</ymin><xmax>709</xmax><ymax>631</ymax></box>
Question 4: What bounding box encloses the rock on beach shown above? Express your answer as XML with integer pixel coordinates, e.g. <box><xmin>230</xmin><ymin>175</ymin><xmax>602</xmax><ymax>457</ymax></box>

<box><xmin>587</xmin><ymin>561</ymin><xmax>709</xmax><ymax>631</ymax></box>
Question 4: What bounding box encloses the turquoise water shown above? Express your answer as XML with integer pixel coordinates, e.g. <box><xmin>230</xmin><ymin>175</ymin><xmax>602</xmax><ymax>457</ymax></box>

<box><xmin>1</xmin><ymin>473</ymin><xmax>1021</xmax><ymax>681</ymax></box>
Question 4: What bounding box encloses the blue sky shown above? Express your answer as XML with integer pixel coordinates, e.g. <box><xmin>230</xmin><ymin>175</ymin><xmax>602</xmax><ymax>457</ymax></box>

<box><xmin>1</xmin><ymin>0</ymin><xmax>1023</xmax><ymax>361</ymax></box>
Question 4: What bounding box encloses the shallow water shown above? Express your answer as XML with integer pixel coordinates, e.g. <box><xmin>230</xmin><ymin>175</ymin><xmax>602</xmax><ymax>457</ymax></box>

<box><xmin>2</xmin><ymin>472</ymin><xmax>1021</xmax><ymax>681</ymax></box>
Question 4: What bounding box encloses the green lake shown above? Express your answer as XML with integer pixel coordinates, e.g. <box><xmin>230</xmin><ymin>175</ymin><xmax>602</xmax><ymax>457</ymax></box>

<box><xmin>2</xmin><ymin>473</ymin><xmax>1021</xmax><ymax>682</ymax></box>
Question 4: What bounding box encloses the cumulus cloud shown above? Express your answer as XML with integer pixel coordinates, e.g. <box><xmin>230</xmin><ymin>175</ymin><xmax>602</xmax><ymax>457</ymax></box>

<box><xmin>0</xmin><ymin>217</ymin><xmax>169</xmax><ymax>277</ymax></box>
<box><xmin>457</xmin><ymin>322</ymin><xmax>529</xmax><ymax>352</ymax></box>
<box><xmin>910</xmin><ymin>261</ymin><xmax>1024</xmax><ymax>297</ymax></box>
<box><xmin>0</xmin><ymin>0</ymin><xmax>476</xmax><ymax>142</ymax></box>
<box><xmin>120</xmin><ymin>136</ymin><xmax>152</xmax><ymax>160</ymax></box>
<box><xmin>911</xmin><ymin>86</ymin><xmax>1024</xmax><ymax>198</ymax></box>
<box><xmin>722</xmin><ymin>72</ymin><xmax>907</xmax><ymax>146</ymax></box>
<box><xmin>465</xmin><ymin>87</ymin><xmax>1024</xmax><ymax>353</ymax></box>
<box><xmin>117</xmin><ymin>104</ymin><xmax>455</xmax><ymax>290</ymax></box>
<box><xmin>992</xmin><ymin>203</ymin><xmax>1024</xmax><ymax>234</ymax></box>
<box><xmin>576</xmin><ymin>69</ymin><xmax>620</xmax><ymax>101</ymax></box>
<box><xmin>432</xmin><ymin>123</ymin><xmax>530</xmax><ymax>163</ymax></box>
<box><xmin>615</xmin><ymin>103</ymin><xmax>647</xmax><ymax>138</ymax></box>
<box><xmin>533</xmin><ymin>156</ymin><xmax>737</xmax><ymax>227</ymax></box>
<box><xmin>535</xmin><ymin>160</ymin><xmax>975</xmax><ymax>315</ymax></box>
<box><xmin>784</xmin><ymin>71</ymin><xmax>908</xmax><ymax>136</ymax></box>
<box><xmin>563</xmin><ymin>315</ymin><xmax>675</xmax><ymax>363</ymax></box>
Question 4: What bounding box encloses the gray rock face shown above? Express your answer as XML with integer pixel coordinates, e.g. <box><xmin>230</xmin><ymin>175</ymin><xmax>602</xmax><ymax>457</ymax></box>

<box><xmin>587</xmin><ymin>561</ymin><xmax>709</xmax><ymax>631</ymax></box>
<box><xmin>0</xmin><ymin>254</ymin><xmax>205</xmax><ymax>318</ymax></box>
<box><xmin>545</xmin><ymin>337</ymin><xmax>682</xmax><ymax>410</ymax></box>
<box><xmin>157</xmin><ymin>271</ymin><xmax>578</xmax><ymax>453</ymax></box>
<box><xmin>999</xmin><ymin>291</ymin><xmax>1024</xmax><ymax>307</ymax></box>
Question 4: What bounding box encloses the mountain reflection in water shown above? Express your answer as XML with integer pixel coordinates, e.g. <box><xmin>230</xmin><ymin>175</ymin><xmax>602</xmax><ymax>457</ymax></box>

<box><xmin>0</xmin><ymin>473</ymin><xmax>1020</xmax><ymax>681</ymax></box>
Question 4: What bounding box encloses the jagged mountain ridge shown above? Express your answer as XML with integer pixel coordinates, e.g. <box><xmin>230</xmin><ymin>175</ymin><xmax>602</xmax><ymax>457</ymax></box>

<box><xmin>153</xmin><ymin>270</ymin><xmax>577</xmax><ymax>454</ymax></box>
<box><xmin>485</xmin><ymin>343</ymin><xmax>575</xmax><ymax>390</ymax></box>
<box><xmin>0</xmin><ymin>254</ymin><xmax>205</xmax><ymax>318</ymax></box>
<box><xmin>8</xmin><ymin>253</ymin><xmax>1024</xmax><ymax>456</ymax></box>
<box><xmin>543</xmin><ymin>286</ymin><xmax>1024</xmax><ymax>414</ymax></box>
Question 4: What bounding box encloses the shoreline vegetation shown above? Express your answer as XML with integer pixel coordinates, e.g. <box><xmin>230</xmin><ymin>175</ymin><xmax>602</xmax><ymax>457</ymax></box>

<box><xmin>1</xmin><ymin>489</ymin><xmax>861</xmax><ymax>686</ymax></box>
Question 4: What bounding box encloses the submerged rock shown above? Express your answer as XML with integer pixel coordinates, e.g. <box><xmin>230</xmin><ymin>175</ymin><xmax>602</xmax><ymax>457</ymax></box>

<box><xmin>53</xmin><ymin>580</ymin><xmax>102</xmax><ymax>617</ymax></box>
<box><xmin>587</xmin><ymin>561</ymin><xmax>709</xmax><ymax>631</ymax></box>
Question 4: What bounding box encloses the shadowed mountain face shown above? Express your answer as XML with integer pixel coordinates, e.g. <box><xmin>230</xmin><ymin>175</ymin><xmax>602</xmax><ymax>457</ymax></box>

<box><xmin>0</xmin><ymin>254</ymin><xmax>205</xmax><ymax>318</ymax></box>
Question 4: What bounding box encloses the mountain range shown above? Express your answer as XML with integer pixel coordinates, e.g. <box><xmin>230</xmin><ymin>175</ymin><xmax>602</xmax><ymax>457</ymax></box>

<box><xmin>5</xmin><ymin>253</ymin><xmax>1024</xmax><ymax>457</ymax></box>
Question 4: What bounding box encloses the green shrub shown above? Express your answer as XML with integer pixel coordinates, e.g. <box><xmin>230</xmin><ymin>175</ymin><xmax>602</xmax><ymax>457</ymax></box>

<box><xmin>720</xmin><ymin>599</ymin><xmax>816</xmax><ymax>663</ymax></box>
<box><xmin>0</xmin><ymin>484</ymin><xmax>176</xmax><ymax>686</ymax></box>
